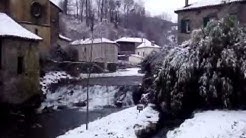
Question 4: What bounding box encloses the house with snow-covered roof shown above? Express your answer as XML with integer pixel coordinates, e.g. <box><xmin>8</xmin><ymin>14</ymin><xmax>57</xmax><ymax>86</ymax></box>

<box><xmin>175</xmin><ymin>0</ymin><xmax>246</xmax><ymax>44</ymax></box>
<box><xmin>0</xmin><ymin>12</ymin><xmax>42</xmax><ymax>105</ymax></box>
<box><xmin>71</xmin><ymin>38</ymin><xmax>118</xmax><ymax>71</ymax></box>
<box><xmin>129</xmin><ymin>40</ymin><xmax>161</xmax><ymax>65</ymax></box>
<box><xmin>115</xmin><ymin>37</ymin><xmax>146</xmax><ymax>60</ymax></box>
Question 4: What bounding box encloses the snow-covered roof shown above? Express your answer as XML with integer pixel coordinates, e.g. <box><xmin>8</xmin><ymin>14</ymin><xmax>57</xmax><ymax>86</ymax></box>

<box><xmin>50</xmin><ymin>0</ymin><xmax>63</xmax><ymax>11</ymax></box>
<box><xmin>115</xmin><ymin>37</ymin><xmax>145</xmax><ymax>43</ymax></box>
<box><xmin>137</xmin><ymin>40</ymin><xmax>161</xmax><ymax>49</ymax></box>
<box><xmin>59</xmin><ymin>34</ymin><xmax>72</xmax><ymax>42</ymax></box>
<box><xmin>71</xmin><ymin>38</ymin><xmax>116</xmax><ymax>45</ymax></box>
<box><xmin>0</xmin><ymin>13</ymin><xmax>42</xmax><ymax>41</ymax></box>
<box><xmin>176</xmin><ymin>0</ymin><xmax>245</xmax><ymax>12</ymax></box>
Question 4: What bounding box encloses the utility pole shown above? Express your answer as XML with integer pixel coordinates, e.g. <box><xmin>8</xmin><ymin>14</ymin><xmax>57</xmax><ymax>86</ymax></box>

<box><xmin>86</xmin><ymin>11</ymin><xmax>95</xmax><ymax>130</ymax></box>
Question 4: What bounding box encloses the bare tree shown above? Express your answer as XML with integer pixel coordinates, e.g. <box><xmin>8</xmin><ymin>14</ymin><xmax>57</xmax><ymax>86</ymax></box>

<box><xmin>123</xmin><ymin>0</ymin><xmax>134</xmax><ymax>27</ymax></box>
<box><xmin>79</xmin><ymin>0</ymin><xmax>86</xmax><ymax>21</ymax></box>
<box><xmin>62</xmin><ymin>0</ymin><xmax>68</xmax><ymax>15</ymax></box>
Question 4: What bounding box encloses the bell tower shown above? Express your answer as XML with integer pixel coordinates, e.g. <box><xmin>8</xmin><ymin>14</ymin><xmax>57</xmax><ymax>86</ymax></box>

<box><xmin>7</xmin><ymin>0</ymin><xmax>51</xmax><ymax>56</ymax></box>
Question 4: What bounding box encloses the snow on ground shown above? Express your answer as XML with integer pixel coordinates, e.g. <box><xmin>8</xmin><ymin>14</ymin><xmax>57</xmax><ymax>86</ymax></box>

<box><xmin>40</xmin><ymin>71</ymin><xmax>74</xmax><ymax>94</ymax></box>
<box><xmin>58</xmin><ymin>104</ymin><xmax>159</xmax><ymax>138</ymax></box>
<box><xmin>41</xmin><ymin>85</ymin><xmax>134</xmax><ymax>110</ymax></box>
<box><xmin>40</xmin><ymin>68</ymin><xmax>143</xmax><ymax>94</ymax></box>
<box><xmin>167</xmin><ymin>110</ymin><xmax>246</xmax><ymax>138</ymax></box>
<box><xmin>80</xmin><ymin>68</ymin><xmax>144</xmax><ymax>78</ymax></box>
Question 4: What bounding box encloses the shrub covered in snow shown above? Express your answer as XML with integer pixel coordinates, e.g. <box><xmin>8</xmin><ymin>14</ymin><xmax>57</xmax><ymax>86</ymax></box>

<box><xmin>137</xmin><ymin>47</ymin><xmax>173</xmax><ymax>105</ymax></box>
<box><xmin>156</xmin><ymin>17</ymin><xmax>246</xmax><ymax>116</ymax></box>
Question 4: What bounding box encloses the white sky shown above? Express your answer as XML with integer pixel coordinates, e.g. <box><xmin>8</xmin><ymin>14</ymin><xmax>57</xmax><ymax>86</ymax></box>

<box><xmin>144</xmin><ymin>0</ymin><xmax>198</xmax><ymax>22</ymax></box>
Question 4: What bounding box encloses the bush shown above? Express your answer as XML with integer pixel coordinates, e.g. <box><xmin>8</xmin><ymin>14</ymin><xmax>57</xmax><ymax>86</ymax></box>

<box><xmin>156</xmin><ymin>17</ymin><xmax>246</xmax><ymax>116</ymax></box>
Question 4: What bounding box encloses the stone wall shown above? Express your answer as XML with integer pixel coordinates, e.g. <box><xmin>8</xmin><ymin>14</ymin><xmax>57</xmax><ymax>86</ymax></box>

<box><xmin>176</xmin><ymin>2</ymin><xmax>246</xmax><ymax>44</ymax></box>
<box><xmin>50</xmin><ymin>3</ymin><xmax>61</xmax><ymax>46</ymax></box>
<box><xmin>8</xmin><ymin>0</ymin><xmax>50</xmax><ymax>26</ymax></box>
<box><xmin>0</xmin><ymin>38</ymin><xmax>40</xmax><ymax>104</ymax></box>
<box><xmin>1</xmin><ymin>0</ymin><xmax>52</xmax><ymax>57</ymax></box>
<box><xmin>75</xmin><ymin>43</ymin><xmax>118</xmax><ymax>64</ymax></box>
<box><xmin>22</xmin><ymin>23</ymin><xmax>51</xmax><ymax>57</ymax></box>
<box><xmin>136</xmin><ymin>47</ymin><xmax>160</xmax><ymax>58</ymax></box>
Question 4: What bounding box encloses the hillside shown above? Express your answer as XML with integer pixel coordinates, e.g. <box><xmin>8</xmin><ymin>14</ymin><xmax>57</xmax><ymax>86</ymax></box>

<box><xmin>58</xmin><ymin>0</ymin><xmax>177</xmax><ymax>46</ymax></box>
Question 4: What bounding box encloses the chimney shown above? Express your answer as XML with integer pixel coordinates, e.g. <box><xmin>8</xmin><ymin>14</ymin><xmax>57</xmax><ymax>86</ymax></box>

<box><xmin>185</xmin><ymin>0</ymin><xmax>189</xmax><ymax>7</ymax></box>
<box><xmin>151</xmin><ymin>41</ymin><xmax>155</xmax><ymax>46</ymax></box>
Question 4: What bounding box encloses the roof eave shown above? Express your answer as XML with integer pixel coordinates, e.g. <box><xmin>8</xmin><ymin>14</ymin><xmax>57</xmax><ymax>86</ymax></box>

<box><xmin>175</xmin><ymin>0</ymin><xmax>246</xmax><ymax>13</ymax></box>
<box><xmin>50</xmin><ymin>1</ymin><xmax>63</xmax><ymax>12</ymax></box>
<box><xmin>0</xmin><ymin>35</ymin><xmax>43</xmax><ymax>41</ymax></box>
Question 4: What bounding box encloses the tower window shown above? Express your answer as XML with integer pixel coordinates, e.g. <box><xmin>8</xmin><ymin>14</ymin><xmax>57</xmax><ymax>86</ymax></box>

<box><xmin>17</xmin><ymin>56</ymin><xmax>24</xmax><ymax>74</ymax></box>
<box><xmin>35</xmin><ymin>28</ymin><xmax>38</xmax><ymax>35</ymax></box>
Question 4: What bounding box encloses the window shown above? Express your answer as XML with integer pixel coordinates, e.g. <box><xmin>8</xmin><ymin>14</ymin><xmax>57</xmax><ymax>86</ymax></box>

<box><xmin>17</xmin><ymin>56</ymin><xmax>24</xmax><ymax>74</ymax></box>
<box><xmin>143</xmin><ymin>52</ymin><xmax>145</xmax><ymax>57</ymax></box>
<box><xmin>181</xmin><ymin>19</ymin><xmax>191</xmax><ymax>33</ymax></box>
<box><xmin>0</xmin><ymin>39</ymin><xmax>2</xmax><ymax>69</ymax></box>
<box><xmin>35</xmin><ymin>28</ymin><xmax>38</xmax><ymax>35</ymax></box>
<box><xmin>203</xmin><ymin>17</ymin><xmax>210</xmax><ymax>27</ymax></box>
<box><xmin>137</xmin><ymin>52</ymin><xmax>139</xmax><ymax>55</ymax></box>
<box><xmin>203</xmin><ymin>16</ymin><xmax>216</xmax><ymax>27</ymax></box>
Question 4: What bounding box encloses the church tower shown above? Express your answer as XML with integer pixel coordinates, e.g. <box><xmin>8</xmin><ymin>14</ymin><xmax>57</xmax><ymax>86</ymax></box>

<box><xmin>6</xmin><ymin>0</ymin><xmax>51</xmax><ymax>57</ymax></box>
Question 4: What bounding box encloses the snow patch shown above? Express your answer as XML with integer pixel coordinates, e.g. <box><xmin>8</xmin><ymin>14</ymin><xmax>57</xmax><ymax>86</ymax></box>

<box><xmin>71</xmin><ymin>38</ymin><xmax>116</xmax><ymax>45</ymax></box>
<box><xmin>167</xmin><ymin>110</ymin><xmax>246</xmax><ymax>138</ymax></box>
<box><xmin>80</xmin><ymin>68</ymin><xmax>144</xmax><ymax>78</ymax></box>
<box><xmin>41</xmin><ymin>85</ymin><xmax>134</xmax><ymax>110</ymax></box>
<box><xmin>58</xmin><ymin>104</ymin><xmax>159</xmax><ymax>138</ymax></box>
<box><xmin>40</xmin><ymin>68</ymin><xmax>143</xmax><ymax>94</ymax></box>
<box><xmin>0</xmin><ymin>12</ymin><xmax>42</xmax><ymax>40</ymax></box>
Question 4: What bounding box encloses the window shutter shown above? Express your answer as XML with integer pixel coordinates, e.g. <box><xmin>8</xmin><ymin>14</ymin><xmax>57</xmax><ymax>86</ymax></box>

<box><xmin>203</xmin><ymin>17</ymin><xmax>210</xmax><ymax>27</ymax></box>
<box><xmin>181</xmin><ymin>20</ymin><xmax>186</xmax><ymax>33</ymax></box>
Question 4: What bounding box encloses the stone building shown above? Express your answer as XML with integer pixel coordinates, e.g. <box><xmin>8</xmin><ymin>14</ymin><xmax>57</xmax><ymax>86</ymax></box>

<box><xmin>115</xmin><ymin>37</ymin><xmax>144</xmax><ymax>61</ymax></box>
<box><xmin>0</xmin><ymin>13</ymin><xmax>42</xmax><ymax>105</ymax></box>
<box><xmin>0</xmin><ymin>0</ymin><xmax>62</xmax><ymax>57</ymax></box>
<box><xmin>0</xmin><ymin>0</ymin><xmax>51</xmax><ymax>56</ymax></box>
<box><xmin>0</xmin><ymin>0</ymin><xmax>62</xmax><ymax>105</ymax></box>
<box><xmin>71</xmin><ymin>38</ymin><xmax>118</xmax><ymax>69</ymax></box>
<box><xmin>175</xmin><ymin>0</ymin><xmax>246</xmax><ymax>44</ymax></box>
<box><xmin>129</xmin><ymin>39</ymin><xmax>161</xmax><ymax>65</ymax></box>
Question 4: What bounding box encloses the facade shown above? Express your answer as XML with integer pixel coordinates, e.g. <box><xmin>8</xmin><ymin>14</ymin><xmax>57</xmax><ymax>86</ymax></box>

<box><xmin>0</xmin><ymin>13</ymin><xmax>42</xmax><ymax>104</ymax></box>
<box><xmin>0</xmin><ymin>0</ymin><xmax>62</xmax><ymax>56</ymax></box>
<box><xmin>175</xmin><ymin>0</ymin><xmax>246</xmax><ymax>44</ymax></box>
<box><xmin>0</xmin><ymin>0</ymin><xmax>62</xmax><ymax>105</ymax></box>
<box><xmin>50</xmin><ymin>0</ymin><xmax>62</xmax><ymax>46</ymax></box>
<box><xmin>0</xmin><ymin>0</ymin><xmax>51</xmax><ymax>56</ymax></box>
<box><xmin>71</xmin><ymin>38</ymin><xmax>118</xmax><ymax>67</ymax></box>
<box><xmin>115</xmin><ymin>37</ymin><xmax>145</xmax><ymax>60</ymax></box>
<box><xmin>129</xmin><ymin>40</ymin><xmax>161</xmax><ymax>65</ymax></box>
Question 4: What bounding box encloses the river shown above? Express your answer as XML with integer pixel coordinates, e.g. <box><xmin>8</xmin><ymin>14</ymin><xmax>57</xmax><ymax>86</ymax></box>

<box><xmin>0</xmin><ymin>76</ymin><xmax>142</xmax><ymax>138</ymax></box>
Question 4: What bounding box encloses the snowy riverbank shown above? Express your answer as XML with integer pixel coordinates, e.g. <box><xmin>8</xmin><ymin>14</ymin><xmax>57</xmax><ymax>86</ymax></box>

<box><xmin>167</xmin><ymin>110</ymin><xmax>246</xmax><ymax>138</ymax></box>
<box><xmin>40</xmin><ymin>68</ymin><xmax>143</xmax><ymax>94</ymax></box>
<box><xmin>40</xmin><ymin>85</ymin><xmax>135</xmax><ymax>110</ymax></box>
<box><xmin>58</xmin><ymin>104</ymin><xmax>159</xmax><ymax>138</ymax></box>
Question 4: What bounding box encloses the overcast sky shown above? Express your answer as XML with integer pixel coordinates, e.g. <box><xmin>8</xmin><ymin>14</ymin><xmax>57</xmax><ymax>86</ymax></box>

<box><xmin>144</xmin><ymin>0</ymin><xmax>198</xmax><ymax>22</ymax></box>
